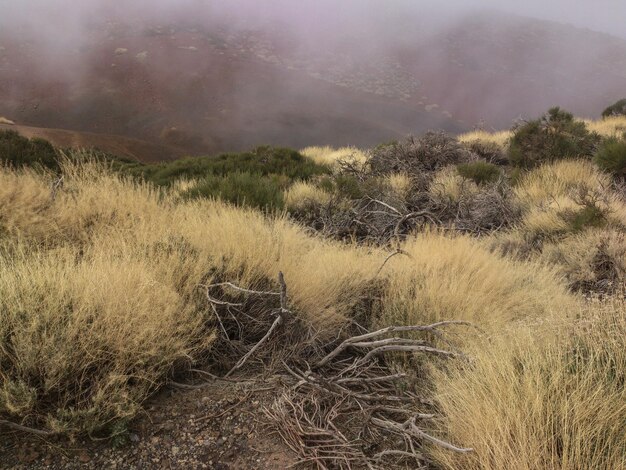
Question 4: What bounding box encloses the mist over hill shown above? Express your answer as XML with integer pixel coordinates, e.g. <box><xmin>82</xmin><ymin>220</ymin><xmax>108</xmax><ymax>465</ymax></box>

<box><xmin>1</xmin><ymin>2</ymin><xmax>625</xmax><ymax>159</ymax></box>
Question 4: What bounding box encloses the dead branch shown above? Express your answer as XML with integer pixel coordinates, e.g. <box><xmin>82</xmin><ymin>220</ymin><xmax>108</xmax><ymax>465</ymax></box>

<box><xmin>316</xmin><ymin>321</ymin><xmax>470</xmax><ymax>368</ymax></box>
<box><xmin>224</xmin><ymin>272</ymin><xmax>290</xmax><ymax>377</ymax></box>
<box><xmin>0</xmin><ymin>419</ymin><xmax>55</xmax><ymax>437</ymax></box>
<box><xmin>50</xmin><ymin>175</ymin><xmax>64</xmax><ymax>201</ymax></box>
<box><xmin>371</xmin><ymin>415</ymin><xmax>473</xmax><ymax>453</ymax></box>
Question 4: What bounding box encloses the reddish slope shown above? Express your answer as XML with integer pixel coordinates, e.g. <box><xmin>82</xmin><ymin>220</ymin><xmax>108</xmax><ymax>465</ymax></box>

<box><xmin>0</xmin><ymin>123</ymin><xmax>180</xmax><ymax>163</ymax></box>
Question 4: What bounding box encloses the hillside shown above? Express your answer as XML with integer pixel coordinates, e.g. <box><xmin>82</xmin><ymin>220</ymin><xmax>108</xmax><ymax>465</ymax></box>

<box><xmin>2</xmin><ymin>10</ymin><xmax>626</xmax><ymax>158</ymax></box>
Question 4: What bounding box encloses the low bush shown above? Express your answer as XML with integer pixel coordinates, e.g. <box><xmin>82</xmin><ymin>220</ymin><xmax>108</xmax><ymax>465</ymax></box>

<box><xmin>594</xmin><ymin>136</ymin><xmax>626</xmax><ymax>177</ymax></box>
<box><xmin>368</xmin><ymin>132</ymin><xmax>474</xmax><ymax>177</ymax></box>
<box><xmin>464</xmin><ymin>139</ymin><xmax>508</xmax><ymax>165</ymax></box>
<box><xmin>509</xmin><ymin>107</ymin><xmax>600</xmax><ymax>168</ymax></box>
<box><xmin>602</xmin><ymin>98</ymin><xmax>626</xmax><ymax>118</ymax></box>
<box><xmin>0</xmin><ymin>130</ymin><xmax>59</xmax><ymax>171</ymax></box>
<box><xmin>136</xmin><ymin>146</ymin><xmax>330</xmax><ymax>186</ymax></box>
<box><xmin>456</xmin><ymin>161</ymin><xmax>501</xmax><ymax>185</ymax></box>
<box><xmin>181</xmin><ymin>172</ymin><xmax>287</xmax><ymax>210</ymax></box>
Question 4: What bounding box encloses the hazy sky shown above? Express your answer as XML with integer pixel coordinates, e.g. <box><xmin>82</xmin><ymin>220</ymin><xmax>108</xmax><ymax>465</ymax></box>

<box><xmin>2</xmin><ymin>0</ymin><xmax>625</xmax><ymax>39</ymax></box>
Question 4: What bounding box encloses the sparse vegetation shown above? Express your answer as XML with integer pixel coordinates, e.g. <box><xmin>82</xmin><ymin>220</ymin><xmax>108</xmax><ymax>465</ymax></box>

<box><xmin>1</xmin><ymin>114</ymin><xmax>625</xmax><ymax>469</ymax></box>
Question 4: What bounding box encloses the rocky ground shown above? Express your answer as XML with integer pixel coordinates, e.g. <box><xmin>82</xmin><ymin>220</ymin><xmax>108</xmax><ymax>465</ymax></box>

<box><xmin>0</xmin><ymin>378</ymin><xmax>298</xmax><ymax>469</ymax></box>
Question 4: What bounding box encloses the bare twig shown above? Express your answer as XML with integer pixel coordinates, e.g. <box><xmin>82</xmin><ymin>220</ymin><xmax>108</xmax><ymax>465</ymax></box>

<box><xmin>0</xmin><ymin>419</ymin><xmax>55</xmax><ymax>437</ymax></box>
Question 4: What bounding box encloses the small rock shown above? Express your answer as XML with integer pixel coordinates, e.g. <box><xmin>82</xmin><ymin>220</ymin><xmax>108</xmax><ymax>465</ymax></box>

<box><xmin>136</xmin><ymin>51</ymin><xmax>148</xmax><ymax>62</ymax></box>
<box><xmin>114</xmin><ymin>47</ymin><xmax>128</xmax><ymax>55</ymax></box>
<box><xmin>78</xmin><ymin>451</ymin><xmax>91</xmax><ymax>463</ymax></box>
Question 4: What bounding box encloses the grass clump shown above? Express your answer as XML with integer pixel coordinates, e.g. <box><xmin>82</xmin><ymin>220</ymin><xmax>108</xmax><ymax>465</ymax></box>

<box><xmin>508</xmin><ymin>107</ymin><xmax>600</xmax><ymax>168</ymax></box>
<box><xmin>431</xmin><ymin>297</ymin><xmax>626</xmax><ymax>470</ymax></box>
<box><xmin>0</xmin><ymin>245</ymin><xmax>211</xmax><ymax>435</ymax></box>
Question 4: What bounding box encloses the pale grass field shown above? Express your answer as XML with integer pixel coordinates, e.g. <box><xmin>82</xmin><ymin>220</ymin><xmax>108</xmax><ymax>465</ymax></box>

<box><xmin>1</xmin><ymin>149</ymin><xmax>624</xmax><ymax>466</ymax></box>
<box><xmin>0</xmin><ymin>159</ymin><xmax>579</xmax><ymax>434</ymax></box>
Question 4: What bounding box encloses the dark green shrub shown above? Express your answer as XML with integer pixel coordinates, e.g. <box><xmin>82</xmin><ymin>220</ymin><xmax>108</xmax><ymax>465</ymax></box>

<box><xmin>594</xmin><ymin>137</ymin><xmax>626</xmax><ymax>177</ymax></box>
<box><xmin>569</xmin><ymin>204</ymin><xmax>606</xmax><ymax>232</ymax></box>
<box><xmin>136</xmin><ymin>146</ymin><xmax>330</xmax><ymax>186</ymax></box>
<box><xmin>457</xmin><ymin>161</ymin><xmax>501</xmax><ymax>185</ymax></box>
<box><xmin>602</xmin><ymin>99</ymin><xmax>626</xmax><ymax>118</ymax></box>
<box><xmin>334</xmin><ymin>175</ymin><xmax>364</xmax><ymax>199</ymax></box>
<box><xmin>181</xmin><ymin>172</ymin><xmax>286</xmax><ymax>210</ymax></box>
<box><xmin>0</xmin><ymin>130</ymin><xmax>59</xmax><ymax>170</ymax></box>
<box><xmin>508</xmin><ymin>107</ymin><xmax>600</xmax><ymax>168</ymax></box>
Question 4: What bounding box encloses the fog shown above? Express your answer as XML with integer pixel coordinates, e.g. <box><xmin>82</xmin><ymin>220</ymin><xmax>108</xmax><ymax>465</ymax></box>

<box><xmin>3</xmin><ymin>0</ymin><xmax>625</xmax><ymax>38</ymax></box>
<box><xmin>1</xmin><ymin>1</ymin><xmax>625</xmax><ymax>155</ymax></box>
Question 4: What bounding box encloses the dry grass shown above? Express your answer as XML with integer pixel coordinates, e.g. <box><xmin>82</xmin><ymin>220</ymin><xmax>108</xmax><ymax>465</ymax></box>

<box><xmin>430</xmin><ymin>166</ymin><xmax>481</xmax><ymax>204</ymax></box>
<box><xmin>284</xmin><ymin>181</ymin><xmax>331</xmax><ymax>211</ymax></box>
<box><xmin>0</xmin><ymin>117</ymin><xmax>15</xmax><ymax>125</ymax></box>
<box><xmin>431</xmin><ymin>296</ymin><xmax>626</xmax><ymax>470</ymax></box>
<box><xmin>379</xmin><ymin>231</ymin><xmax>575</xmax><ymax>330</ymax></box>
<box><xmin>539</xmin><ymin>228</ymin><xmax>626</xmax><ymax>293</ymax></box>
<box><xmin>457</xmin><ymin>130</ymin><xmax>512</xmax><ymax>148</ymax></box>
<box><xmin>583</xmin><ymin>115</ymin><xmax>626</xmax><ymax>137</ymax></box>
<box><xmin>0</xmin><ymin>160</ymin><xmax>383</xmax><ymax>432</ymax></box>
<box><xmin>300</xmin><ymin>146</ymin><xmax>368</xmax><ymax>167</ymax></box>
<box><xmin>383</xmin><ymin>173</ymin><xmax>412</xmax><ymax>200</ymax></box>
<box><xmin>0</xmin><ymin>159</ymin><xmax>583</xmax><ymax>435</ymax></box>
<box><xmin>459</xmin><ymin>116</ymin><xmax>626</xmax><ymax>149</ymax></box>
<box><xmin>513</xmin><ymin>159</ymin><xmax>612</xmax><ymax>209</ymax></box>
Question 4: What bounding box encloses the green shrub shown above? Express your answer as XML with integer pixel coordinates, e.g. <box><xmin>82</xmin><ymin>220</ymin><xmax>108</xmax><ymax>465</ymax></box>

<box><xmin>594</xmin><ymin>137</ymin><xmax>626</xmax><ymax>177</ymax></box>
<box><xmin>334</xmin><ymin>175</ymin><xmax>364</xmax><ymax>199</ymax></box>
<box><xmin>136</xmin><ymin>146</ymin><xmax>330</xmax><ymax>186</ymax></box>
<box><xmin>0</xmin><ymin>130</ymin><xmax>59</xmax><ymax>171</ymax></box>
<box><xmin>568</xmin><ymin>204</ymin><xmax>606</xmax><ymax>232</ymax></box>
<box><xmin>181</xmin><ymin>172</ymin><xmax>286</xmax><ymax>210</ymax></box>
<box><xmin>457</xmin><ymin>161</ymin><xmax>501</xmax><ymax>185</ymax></box>
<box><xmin>509</xmin><ymin>107</ymin><xmax>600</xmax><ymax>168</ymax></box>
<box><xmin>602</xmin><ymin>99</ymin><xmax>626</xmax><ymax>118</ymax></box>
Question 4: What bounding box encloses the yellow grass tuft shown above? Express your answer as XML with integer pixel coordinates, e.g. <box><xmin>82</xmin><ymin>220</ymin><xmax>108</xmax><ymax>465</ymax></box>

<box><xmin>284</xmin><ymin>181</ymin><xmax>332</xmax><ymax>211</ymax></box>
<box><xmin>583</xmin><ymin>115</ymin><xmax>626</xmax><ymax>137</ymax></box>
<box><xmin>457</xmin><ymin>130</ymin><xmax>512</xmax><ymax>148</ymax></box>
<box><xmin>383</xmin><ymin>173</ymin><xmax>412</xmax><ymax>200</ymax></box>
<box><xmin>430</xmin><ymin>166</ymin><xmax>480</xmax><ymax>204</ymax></box>
<box><xmin>0</xmin><ymin>116</ymin><xmax>15</xmax><ymax>125</ymax></box>
<box><xmin>301</xmin><ymin>146</ymin><xmax>367</xmax><ymax>167</ymax></box>
<box><xmin>514</xmin><ymin>159</ymin><xmax>611</xmax><ymax>209</ymax></box>
<box><xmin>431</xmin><ymin>296</ymin><xmax>626</xmax><ymax>470</ymax></box>
<box><xmin>379</xmin><ymin>231</ymin><xmax>575</xmax><ymax>329</ymax></box>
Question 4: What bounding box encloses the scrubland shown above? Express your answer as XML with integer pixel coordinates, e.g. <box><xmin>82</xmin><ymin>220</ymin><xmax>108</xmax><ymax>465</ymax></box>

<box><xmin>1</xmin><ymin>108</ymin><xmax>625</xmax><ymax>468</ymax></box>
